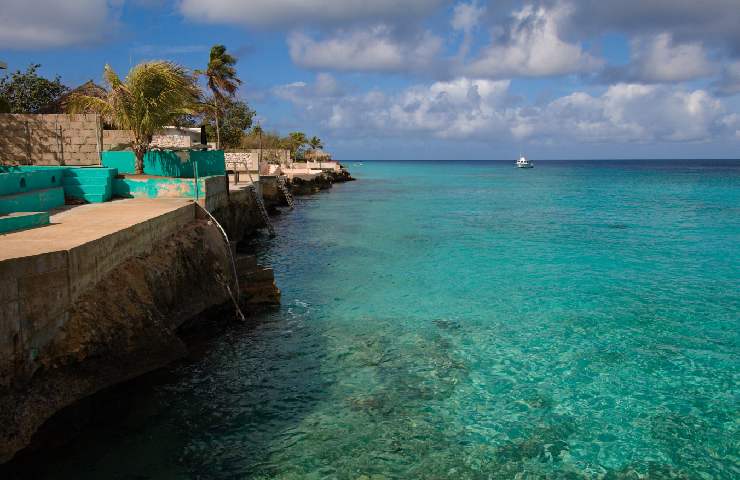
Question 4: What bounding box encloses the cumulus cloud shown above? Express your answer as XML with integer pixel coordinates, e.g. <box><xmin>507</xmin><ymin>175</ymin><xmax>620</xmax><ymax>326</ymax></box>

<box><xmin>712</xmin><ymin>61</ymin><xmax>740</xmax><ymax>97</ymax></box>
<box><xmin>451</xmin><ymin>1</ymin><xmax>484</xmax><ymax>33</ymax></box>
<box><xmin>179</xmin><ymin>0</ymin><xmax>447</xmax><ymax>27</ymax></box>
<box><xmin>563</xmin><ymin>0</ymin><xmax>740</xmax><ymax>55</ymax></box>
<box><xmin>601</xmin><ymin>33</ymin><xmax>715</xmax><ymax>84</ymax></box>
<box><xmin>451</xmin><ymin>1</ymin><xmax>485</xmax><ymax>60</ymax></box>
<box><xmin>464</xmin><ymin>3</ymin><xmax>601</xmax><ymax>78</ymax></box>
<box><xmin>276</xmin><ymin>75</ymin><xmax>735</xmax><ymax>144</ymax></box>
<box><xmin>0</xmin><ymin>0</ymin><xmax>119</xmax><ymax>49</ymax></box>
<box><xmin>288</xmin><ymin>26</ymin><xmax>442</xmax><ymax>73</ymax></box>
<box><xmin>524</xmin><ymin>84</ymin><xmax>727</xmax><ymax>142</ymax></box>
<box><xmin>630</xmin><ymin>34</ymin><xmax>714</xmax><ymax>82</ymax></box>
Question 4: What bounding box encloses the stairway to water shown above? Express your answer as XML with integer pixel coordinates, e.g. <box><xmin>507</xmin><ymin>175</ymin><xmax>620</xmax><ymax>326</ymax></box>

<box><xmin>277</xmin><ymin>176</ymin><xmax>295</xmax><ymax>209</ymax></box>
<box><xmin>247</xmin><ymin>184</ymin><xmax>276</xmax><ymax>237</ymax></box>
<box><xmin>62</xmin><ymin>168</ymin><xmax>118</xmax><ymax>203</ymax></box>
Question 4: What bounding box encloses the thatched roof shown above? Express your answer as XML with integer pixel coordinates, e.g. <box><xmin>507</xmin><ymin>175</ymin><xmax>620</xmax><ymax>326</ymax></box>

<box><xmin>305</xmin><ymin>149</ymin><xmax>332</xmax><ymax>160</ymax></box>
<box><xmin>40</xmin><ymin>80</ymin><xmax>107</xmax><ymax>113</ymax></box>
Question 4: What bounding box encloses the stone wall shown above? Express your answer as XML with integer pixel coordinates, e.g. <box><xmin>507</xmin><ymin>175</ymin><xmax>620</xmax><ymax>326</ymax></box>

<box><xmin>0</xmin><ymin>114</ymin><xmax>102</xmax><ymax>166</ymax></box>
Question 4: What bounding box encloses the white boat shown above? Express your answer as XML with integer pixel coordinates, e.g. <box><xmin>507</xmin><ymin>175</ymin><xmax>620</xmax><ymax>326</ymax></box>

<box><xmin>516</xmin><ymin>155</ymin><xmax>533</xmax><ymax>168</ymax></box>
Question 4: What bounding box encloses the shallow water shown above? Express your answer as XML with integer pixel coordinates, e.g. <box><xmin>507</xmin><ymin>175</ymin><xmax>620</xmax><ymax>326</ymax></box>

<box><xmin>23</xmin><ymin>161</ymin><xmax>740</xmax><ymax>478</ymax></box>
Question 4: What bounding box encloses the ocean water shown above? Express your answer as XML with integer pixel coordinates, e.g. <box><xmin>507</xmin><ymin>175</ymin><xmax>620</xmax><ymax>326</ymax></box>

<box><xmin>21</xmin><ymin>161</ymin><xmax>740</xmax><ymax>478</ymax></box>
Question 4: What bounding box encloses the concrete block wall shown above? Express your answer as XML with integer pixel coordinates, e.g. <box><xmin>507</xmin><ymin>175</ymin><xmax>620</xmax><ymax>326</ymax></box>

<box><xmin>105</xmin><ymin>129</ymin><xmax>198</xmax><ymax>150</ymax></box>
<box><xmin>102</xmin><ymin>130</ymin><xmax>134</xmax><ymax>150</ymax></box>
<box><xmin>0</xmin><ymin>114</ymin><xmax>102</xmax><ymax>166</ymax></box>
<box><xmin>151</xmin><ymin>134</ymin><xmax>192</xmax><ymax>149</ymax></box>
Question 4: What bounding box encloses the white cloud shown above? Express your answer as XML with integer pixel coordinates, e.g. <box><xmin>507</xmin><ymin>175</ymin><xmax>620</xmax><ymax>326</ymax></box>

<box><xmin>0</xmin><ymin>0</ymin><xmax>118</xmax><ymax>49</ymax></box>
<box><xmin>628</xmin><ymin>33</ymin><xmax>714</xmax><ymax>83</ymax></box>
<box><xmin>452</xmin><ymin>1</ymin><xmax>485</xmax><ymax>60</ymax></box>
<box><xmin>276</xmin><ymin>76</ymin><xmax>734</xmax><ymax>144</ymax></box>
<box><xmin>179</xmin><ymin>0</ymin><xmax>446</xmax><ymax>27</ymax></box>
<box><xmin>529</xmin><ymin>84</ymin><xmax>727</xmax><ymax>142</ymax></box>
<box><xmin>451</xmin><ymin>1</ymin><xmax>484</xmax><ymax>33</ymax></box>
<box><xmin>713</xmin><ymin>61</ymin><xmax>740</xmax><ymax>96</ymax></box>
<box><xmin>464</xmin><ymin>3</ymin><xmax>602</xmax><ymax>78</ymax></box>
<box><xmin>288</xmin><ymin>26</ymin><xmax>442</xmax><ymax>73</ymax></box>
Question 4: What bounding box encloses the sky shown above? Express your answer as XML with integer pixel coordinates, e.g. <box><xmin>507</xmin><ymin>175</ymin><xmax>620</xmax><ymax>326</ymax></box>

<box><xmin>2</xmin><ymin>0</ymin><xmax>740</xmax><ymax>160</ymax></box>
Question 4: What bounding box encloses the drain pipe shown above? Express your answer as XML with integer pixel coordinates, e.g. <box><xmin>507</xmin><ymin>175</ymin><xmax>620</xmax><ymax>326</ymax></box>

<box><xmin>193</xmin><ymin>201</ymin><xmax>246</xmax><ymax>322</ymax></box>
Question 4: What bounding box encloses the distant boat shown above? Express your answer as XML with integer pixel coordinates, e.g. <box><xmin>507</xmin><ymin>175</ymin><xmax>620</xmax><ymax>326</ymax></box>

<box><xmin>516</xmin><ymin>156</ymin><xmax>533</xmax><ymax>168</ymax></box>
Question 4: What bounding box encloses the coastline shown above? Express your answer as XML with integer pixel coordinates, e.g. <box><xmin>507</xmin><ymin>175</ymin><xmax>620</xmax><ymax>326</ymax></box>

<box><xmin>0</xmin><ymin>166</ymin><xmax>355</xmax><ymax>465</ymax></box>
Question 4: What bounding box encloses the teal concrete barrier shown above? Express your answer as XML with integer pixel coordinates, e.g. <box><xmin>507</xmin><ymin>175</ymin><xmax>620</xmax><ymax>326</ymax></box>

<box><xmin>0</xmin><ymin>187</ymin><xmax>65</xmax><ymax>214</ymax></box>
<box><xmin>0</xmin><ymin>211</ymin><xmax>50</xmax><ymax>234</ymax></box>
<box><xmin>113</xmin><ymin>176</ymin><xmax>204</xmax><ymax>199</ymax></box>
<box><xmin>0</xmin><ymin>168</ymin><xmax>64</xmax><ymax>196</ymax></box>
<box><xmin>0</xmin><ymin>166</ymin><xmax>117</xmax><ymax>208</ymax></box>
<box><xmin>102</xmin><ymin>150</ymin><xmax>226</xmax><ymax>178</ymax></box>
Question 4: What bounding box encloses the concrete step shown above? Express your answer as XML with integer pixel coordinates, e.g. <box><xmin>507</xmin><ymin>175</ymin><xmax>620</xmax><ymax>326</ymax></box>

<box><xmin>63</xmin><ymin>185</ymin><xmax>111</xmax><ymax>196</ymax></box>
<box><xmin>62</xmin><ymin>177</ymin><xmax>110</xmax><ymax>186</ymax></box>
<box><xmin>66</xmin><ymin>193</ymin><xmax>108</xmax><ymax>203</ymax></box>
<box><xmin>0</xmin><ymin>187</ymin><xmax>65</xmax><ymax>214</ymax></box>
<box><xmin>0</xmin><ymin>211</ymin><xmax>50</xmax><ymax>234</ymax></box>
<box><xmin>63</xmin><ymin>168</ymin><xmax>117</xmax><ymax>179</ymax></box>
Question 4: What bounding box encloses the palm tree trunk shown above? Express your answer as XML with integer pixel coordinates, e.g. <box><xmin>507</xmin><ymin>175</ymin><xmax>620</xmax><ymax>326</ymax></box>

<box><xmin>133</xmin><ymin>144</ymin><xmax>146</xmax><ymax>175</ymax></box>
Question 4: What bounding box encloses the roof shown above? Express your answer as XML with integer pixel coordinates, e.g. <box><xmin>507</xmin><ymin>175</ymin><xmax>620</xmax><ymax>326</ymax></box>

<box><xmin>305</xmin><ymin>149</ymin><xmax>332</xmax><ymax>159</ymax></box>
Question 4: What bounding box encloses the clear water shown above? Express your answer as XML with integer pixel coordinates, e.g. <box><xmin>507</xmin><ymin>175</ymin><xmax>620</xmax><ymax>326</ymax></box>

<box><xmin>26</xmin><ymin>161</ymin><xmax>740</xmax><ymax>478</ymax></box>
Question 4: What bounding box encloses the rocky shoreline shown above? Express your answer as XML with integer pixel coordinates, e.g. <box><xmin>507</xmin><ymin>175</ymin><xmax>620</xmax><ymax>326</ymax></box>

<box><xmin>0</xmin><ymin>168</ymin><xmax>353</xmax><ymax>467</ymax></box>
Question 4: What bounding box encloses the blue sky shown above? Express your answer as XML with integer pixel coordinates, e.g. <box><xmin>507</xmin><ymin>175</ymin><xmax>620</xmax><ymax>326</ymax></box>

<box><xmin>2</xmin><ymin>0</ymin><xmax>740</xmax><ymax>160</ymax></box>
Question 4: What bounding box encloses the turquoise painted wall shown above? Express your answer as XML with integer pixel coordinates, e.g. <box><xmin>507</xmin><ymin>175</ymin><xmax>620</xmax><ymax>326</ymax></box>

<box><xmin>0</xmin><ymin>212</ymin><xmax>50</xmax><ymax>234</ymax></box>
<box><xmin>0</xmin><ymin>187</ymin><xmax>65</xmax><ymax>214</ymax></box>
<box><xmin>112</xmin><ymin>176</ymin><xmax>206</xmax><ymax>199</ymax></box>
<box><xmin>102</xmin><ymin>150</ymin><xmax>226</xmax><ymax>178</ymax></box>
<box><xmin>0</xmin><ymin>168</ymin><xmax>64</xmax><ymax>195</ymax></box>
<box><xmin>0</xmin><ymin>166</ymin><xmax>117</xmax><ymax>210</ymax></box>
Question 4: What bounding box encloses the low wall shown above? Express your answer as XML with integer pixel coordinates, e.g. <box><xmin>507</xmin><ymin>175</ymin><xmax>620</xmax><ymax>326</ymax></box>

<box><xmin>0</xmin><ymin>114</ymin><xmax>102</xmax><ymax>165</ymax></box>
<box><xmin>102</xmin><ymin>150</ymin><xmax>225</xmax><ymax>177</ymax></box>
<box><xmin>112</xmin><ymin>174</ymin><xmax>227</xmax><ymax>210</ymax></box>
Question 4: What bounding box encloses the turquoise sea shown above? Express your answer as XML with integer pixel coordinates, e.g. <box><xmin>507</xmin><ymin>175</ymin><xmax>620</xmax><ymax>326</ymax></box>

<box><xmin>18</xmin><ymin>161</ymin><xmax>740</xmax><ymax>478</ymax></box>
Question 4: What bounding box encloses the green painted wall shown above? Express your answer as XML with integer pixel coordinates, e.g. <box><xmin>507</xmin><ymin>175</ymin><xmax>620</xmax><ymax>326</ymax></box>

<box><xmin>0</xmin><ymin>187</ymin><xmax>65</xmax><ymax>214</ymax></box>
<box><xmin>0</xmin><ymin>212</ymin><xmax>50</xmax><ymax>234</ymax></box>
<box><xmin>102</xmin><ymin>150</ymin><xmax>226</xmax><ymax>178</ymax></box>
<box><xmin>0</xmin><ymin>168</ymin><xmax>64</xmax><ymax>196</ymax></box>
<box><xmin>0</xmin><ymin>166</ymin><xmax>117</xmax><ymax>203</ymax></box>
<box><xmin>113</xmin><ymin>176</ymin><xmax>206</xmax><ymax>199</ymax></box>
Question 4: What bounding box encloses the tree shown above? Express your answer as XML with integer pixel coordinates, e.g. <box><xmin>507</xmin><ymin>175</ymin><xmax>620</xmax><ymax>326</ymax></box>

<box><xmin>0</xmin><ymin>64</ymin><xmax>68</xmax><ymax>113</ymax></box>
<box><xmin>308</xmin><ymin>136</ymin><xmax>323</xmax><ymax>150</ymax></box>
<box><xmin>68</xmin><ymin>62</ymin><xmax>200</xmax><ymax>174</ymax></box>
<box><xmin>199</xmin><ymin>45</ymin><xmax>241</xmax><ymax>149</ymax></box>
<box><xmin>203</xmin><ymin>97</ymin><xmax>254</xmax><ymax>149</ymax></box>
<box><xmin>286</xmin><ymin>131</ymin><xmax>308</xmax><ymax>160</ymax></box>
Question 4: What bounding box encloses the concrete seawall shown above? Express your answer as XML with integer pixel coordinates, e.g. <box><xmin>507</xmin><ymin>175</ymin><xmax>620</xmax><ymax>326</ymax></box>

<box><xmin>0</xmin><ymin>184</ymin><xmax>279</xmax><ymax>463</ymax></box>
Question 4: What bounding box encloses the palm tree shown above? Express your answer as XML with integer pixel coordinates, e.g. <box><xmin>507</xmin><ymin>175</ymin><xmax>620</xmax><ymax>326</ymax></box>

<box><xmin>199</xmin><ymin>45</ymin><xmax>241</xmax><ymax>149</ymax></box>
<box><xmin>308</xmin><ymin>136</ymin><xmax>323</xmax><ymax>151</ymax></box>
<box><xmin>68</xmin><ymin>62</ymin><xmax>200</xmax><ymax>174</ymax></box>
<box><xmin>286</xmin><ymin>131</ymin><xmax>308</xmax><ymax>160</ymax></box>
